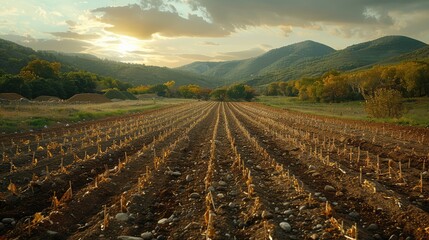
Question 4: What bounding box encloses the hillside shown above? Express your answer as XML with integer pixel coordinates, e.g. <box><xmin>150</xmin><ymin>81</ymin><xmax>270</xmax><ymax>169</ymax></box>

<box><xmin>249</xmin><ymin>36</ymin><xmax>428</xmax><ymax>86</ymax></box>
<box><xmin>0</xmin><ymin>38</ymin><xmax>219</xmax><ymax>88</ymax></box>
<box><xmin>179</xmin><ymin>36</ymin><xmax>428</xmax><ymax>86</ymax></box>
<box><xmin>178</xmin><ymin>40</ymin><xmax>335</xmax><ymax>80</ymax></box>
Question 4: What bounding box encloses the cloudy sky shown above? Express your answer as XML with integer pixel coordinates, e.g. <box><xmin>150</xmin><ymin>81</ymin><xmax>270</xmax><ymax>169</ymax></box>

<box><xmin>1</xmin><ymin>0</ymin><xmax>428</xmax><ymax>67</ymax></box>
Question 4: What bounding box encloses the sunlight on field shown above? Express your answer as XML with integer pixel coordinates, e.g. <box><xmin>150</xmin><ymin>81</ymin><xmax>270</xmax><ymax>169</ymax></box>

<box><xmin>257</xmin><ymin>96</ymin><xmax>429</xmax><ymax>127</ymax></box>
<box><xmin>0</xmin><ymin>98</ymin><xmax>193</xmax><ymax>133</ymax></box>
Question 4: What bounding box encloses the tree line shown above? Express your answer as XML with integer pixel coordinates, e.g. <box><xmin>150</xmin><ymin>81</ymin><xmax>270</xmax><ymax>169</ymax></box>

<box><xmin>129</xmin><ymin>82</ymin><xmax>256</xmax><ymax>101</ymax></box>
<box><xmin>265</xmin><ymin>60</ymin><xmax>429</xmax><ymax>102</ymax></box>
<box><xmin>0</xmin><ymin>59</ymin><xmax>131</xmax><ymax>99</ymax></box>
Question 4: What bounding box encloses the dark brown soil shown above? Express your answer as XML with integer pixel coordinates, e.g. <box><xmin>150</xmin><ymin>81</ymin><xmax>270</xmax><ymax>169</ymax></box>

<box><xmin>0</xmin><ymin>102</ymin><xmax>428</xmax><ymax>240</ymax></box>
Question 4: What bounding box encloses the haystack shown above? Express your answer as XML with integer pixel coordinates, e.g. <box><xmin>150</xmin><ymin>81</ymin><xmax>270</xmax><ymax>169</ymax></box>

<box><xmin>34</xmin><ymin>95</ymin><xmax>62</xmax><ymax>102</ymax></box>
<box><xmin>67</xmin><ymin>93</ymin><xmax>111</xmax><ymax>103</ymax></box>
<box><xmin>0</xmin><ymin>93</ymin><xmax>25</xmax><ymax>101</ymax></box>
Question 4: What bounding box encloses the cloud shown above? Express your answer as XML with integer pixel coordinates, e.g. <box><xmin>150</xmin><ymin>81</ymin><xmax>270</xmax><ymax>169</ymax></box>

<box><xmin>49</xmin><ymin>31</ymin><xmax>99</xmax><ymax>40</ymax></box>
<box><xmin>202</xmin><ymin>41</ymin><xmax>219</xmax><ymax>46</ymax></box>
<box><xmin>66</xmin><ymin>20</ymin><xmax>77</xmax><ymax>27</ymax></box>
<box><xmin>177</xmin><ymin>47</ymin><xmax>266</xmax><ymax>62</ymax></box>
<box><xmin>187</xmin><ymin>0</ymin><xmax>429</xmax><ymax>38</ymax></box>
<box><xmin>0</xmin><ymin>34</ymin><xmax>91</xmax><ymax>53</ymax></box>
<box><xmin>178</xmin><ymin>53</ymin><xmax>214</xmax><ymax>61</ymax></box>
<box><xmin>216</xmin><ymin>47</ymin><xmax>266</xmax><ymax>61</ymax></box>
<box><xmin>92</xmin><ymin>4</ymin><xmax>229</xmax><ymax>39</ymax></box>
<box><xmin>88</xmin><ymin>0</ymin><xmax>429</xmax><ymax>42</ymax></box>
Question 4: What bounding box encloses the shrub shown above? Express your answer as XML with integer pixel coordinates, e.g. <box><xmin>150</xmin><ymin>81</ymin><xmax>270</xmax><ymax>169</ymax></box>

<box><xmin>365</xmin><ymin>88</ymin><xmax>404</xmax><ymax>118</ymax></box>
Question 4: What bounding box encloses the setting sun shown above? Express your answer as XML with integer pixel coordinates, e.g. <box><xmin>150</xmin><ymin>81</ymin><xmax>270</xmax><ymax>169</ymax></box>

<box><xmin>117</xmin><ymin>38</ymin><xmax>138</xmax><ymax>53</ymax></box>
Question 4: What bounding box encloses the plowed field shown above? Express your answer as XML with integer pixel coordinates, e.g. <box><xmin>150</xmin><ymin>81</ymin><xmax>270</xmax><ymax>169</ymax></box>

<box><xmin>1</xmin><ymin>102</ymin><xmax>428</xmax><ymax>240</ymax></box>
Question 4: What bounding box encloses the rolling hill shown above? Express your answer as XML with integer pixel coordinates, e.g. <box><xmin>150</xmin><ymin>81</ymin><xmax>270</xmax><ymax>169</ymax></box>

<box><xmin>178</xmin><ymin>36</ymin><xmax>428</xmax><ymax>86</ymax></box>
<box><xmin>0</xmin><ymin>38</ymin><xmax>219</xmax><ymax>88</ymax></box>
<box><xmin>178</xmin><ymin>40</ymin><xmax>335</xmax><ymax>81</ymax></box>
<box><xmin>2</xmin><ymin>36</ymin><xmax>428</xmax><ymax>89</ymax></box>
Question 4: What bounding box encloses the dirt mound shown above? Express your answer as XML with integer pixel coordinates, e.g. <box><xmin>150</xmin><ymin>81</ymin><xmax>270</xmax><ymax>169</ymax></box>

<box><xmin>67</xmin><ymin>93</ymin><xmax>111</xmax><ymax>103</ymax></box>
<box><xmin>104</xmin><ymin>89</ymin><xmax>138</xmax><ymax>100</ymax></box>
<box><xmin>0</xmin><ymin>93</ymin><xmax>25</xmax><ymax>101</ymax></box>
<box><xmin>33</xmin><ymin>95</ymin><xmax>62</xmax><ymax>102</ymax></box>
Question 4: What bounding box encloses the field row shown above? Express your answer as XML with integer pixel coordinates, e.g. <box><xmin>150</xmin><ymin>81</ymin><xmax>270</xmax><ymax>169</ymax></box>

<box><xmin>0</xmin><ymin>102</ymin><xmax>428</xmax><ymax>239</ymax></box>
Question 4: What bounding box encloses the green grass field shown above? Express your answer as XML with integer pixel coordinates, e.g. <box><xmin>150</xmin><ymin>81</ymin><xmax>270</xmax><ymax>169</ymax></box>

<box><xmin>0</xmin><ymin>98</ymin><xmax>193</xmax><ymax>133</ymax></box>
<box><xmin>256</xmin><ymin>96</ymin><xmax>429</xmax><ymax>127</ymax></box>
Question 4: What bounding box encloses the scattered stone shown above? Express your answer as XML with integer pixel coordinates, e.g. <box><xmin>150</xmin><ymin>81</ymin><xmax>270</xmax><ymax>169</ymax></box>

<box><xmin>229</xmin><ymin>190</ymin><xmax>238</xmax><ymax>196</ymax></box>
<box><xmin>279</xmin><ymin>222</ymin><xmax>292</xmax><ymax>232</ymax></box>
<box><xmin>308</xmin><ymin>165</ymin><xmax>316</xmax><ymax>170</ymax></box>
<box><xmin>207</xmin><ymin>186</ymin><xmax>215</xmax><ymax>192</ymax></box>
<box><xmin>319</xmin><ymin>197</ymin><xmax>327</xmax><ymax>202</ymax></box>
<box><xmin>189</xmin><ymin>193</ymin><xmax>200</xmax><ymax>198</ymax></box>
<box><xmin>373</xmin><ymin>234</ymin><xmax>383</xmax><ymax>240</ymax></box>
<box><xmin>141</xmin><ymin>232</ymin><xmax>153</xmax><ymax>239</ymax></box>
<box><xmin>367</xmin><ymin>223</ymin><xmax>378</xmax><ymax>231</ymax></box>
<box><xmin>185</xmin><ymin>175</ymin><xmax>193</xmax><ymax>182</ymax></box>
<box><xmin>2</xmin><ymin>218</ymin><xmax>15</xmax><ymax>224</ymax></box>
<box><xmin>170</xmin><ymin>171</ymin><xmax>181</xmax><ymax>176</ymax></box>
<box><xmin>261</xmin><ymin>210</ymin><xmax>273</xmax><ymax>219</ymax></box>
<box><xmin>157</xmin><ymin>218</ymin><xmax>169</xmax><ymax>225</ymax></box>
<box><xmin>310</xmin><ymin>233</ymin><xmax>318</xmax><ymax>240</ymax></box>
<box><xmin>218</xmin><ymin>181</ymin><xmax>227</xmax><ymax>186</ymax></box>
<box><xmin>299</xmin><ymin>205</ymin><xmax>306</xmax><ymax>211</ymax></box>
<box><xmin>349</xmin><ymin>211</ymin><xmax>360</xmax><ymax>219</ymax></box>
<box><xmin>228</xmin><ymin>202</ymin><xmax>237</xmax><ymax>208</ymax></box>
<box><xmin>388</xmin><ymin>234</ymin><xmax>398</xmax><ymax>240</ymax></box>
<box><xmin>314</xmin><ymin>192</ymin><xmax>321</xmax><ymax>197</ymax></box>
<box><xmin>115</xmin><ymin>213</ymin><xmax>130</xmax><ymax>222</ymax></box>
<box><xmin>283</xmin><ymin>209</ymin><xmax>293</xmax><ymax>216</ymax></box>
<box><xmin>118</xmin><ymin>236</ymin><xmax>143</xmax><ymax>240</ymax></box>
<box><xmin>217</xmin><ymin>193</ymin><xmax>225</xmax><ymax>198</ymax></box>
<box><xmin>314</xmin><ymin>224</ymin><xmax>323</xmax><ymax>230</ymax></box>
<box><xmin>324</xmin><ymin>185</ymin><xmax>336</xmax><ymax>192</ymax></box>
<box><xmin>46</xmin><ymin>230</ymin><xmax>59</xmax><ymax>236</ymax></box>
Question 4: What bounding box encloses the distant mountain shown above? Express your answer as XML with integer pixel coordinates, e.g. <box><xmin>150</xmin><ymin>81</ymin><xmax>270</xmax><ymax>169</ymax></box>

<box><xmin>381</xmin><ymin>45</ymin><xmax>429</xmax><ymax>64</ymax></box>
<box><xmin>0</xmin><ymin>38</ymin><xmax>219</xmax><ymax>88</ymax></box>
<box><xmin>0</xmin><ymin>39</ymin><xmax>38</xmax><ymax>74</ymax></box>
<box><xmin>178</xmin><ymin>40</ymin><xmax>335</xmax><ymax>81</ymax></box>
<box><xmin>2</xmin><ymin>35</ymin><xmax>428</xmax><ymax>89</ymax></box>
<box><xmin>38</xmin><ymin>51</ymin><xmax>219</xmax><ymax>87</ymax></box>
<box><xmin>179</xmin><ymin>36</ymin><xmax>428</xmax><ymax>86</ymax></box>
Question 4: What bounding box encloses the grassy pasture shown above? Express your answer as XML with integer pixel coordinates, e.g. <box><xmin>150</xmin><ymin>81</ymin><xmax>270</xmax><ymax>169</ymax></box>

<box><xmin>257</xmin><ymin>96</ymin><xmax>429</xmax><ymax>127</ymax></box>
<box><xmin>0</xmin><ymin>98</ymin><xmax>193</xmax><ymax>133</ymax></box>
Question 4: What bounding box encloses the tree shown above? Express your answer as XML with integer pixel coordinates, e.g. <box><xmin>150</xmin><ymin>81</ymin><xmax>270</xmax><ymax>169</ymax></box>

<box><xmin>244</xmin><ymin>85</ymin><xmax>256</xmax><ymax>101</ymax></box>
<box><xmin>0</xmin><ymin>74</ymin><xmax>32</xmax><ymax>98</ymax></box>
<box><xmin>63</xmin><ymin>71</ymin><xmax>97</xmax><ymax>93</ymax></box>
<box><xmin>266</xmin><ymin>82</ymin><xmax>280</xmax><ymax>96</ymax></box>
<box><xmin>149</xmin><ymin>84</ymin><xmax>168</xmax><ymax>96</ymax></box>
<box><xmin>20</xmin><ymin>59</ymin><xmax>61</xmax><ymax>80</ymax></box>
<box><xmin>210</xmin><ymin>88</ymin><xmax>227</xmax><ymax>101</ymax></box>
<box><xmin>27</xmin><ymin>79</ymin><xmax>59</xmax><ymax>98</ymax></box>
<box><xmin>226</xmin><ymin>84</ymin><xmax>246</xmax><ymax>100</ymax></box>
<box><xmin>365</xmin><ymin>88</ymin><xmax>404</xmax><ymax>118</ymax></box>
<box><xmin>321</xmin><ymin>74</ymin><xmax>352</xmax><ymax>102</ymax></box>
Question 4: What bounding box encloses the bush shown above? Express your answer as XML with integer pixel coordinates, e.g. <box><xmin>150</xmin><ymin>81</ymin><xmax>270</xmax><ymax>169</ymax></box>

<box><xmin>365</xmin><ymin>88</ymin><xmax>404</xmax><ymax>118</ymax></box>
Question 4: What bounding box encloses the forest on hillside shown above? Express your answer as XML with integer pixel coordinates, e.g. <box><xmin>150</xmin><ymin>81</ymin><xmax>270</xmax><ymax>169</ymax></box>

<box><xmin>0</xmin><ymin>59</ymin><xmax>131</xmax><ymax>99</ymax></box>
<box><xmin>265</xmin><ymin>60</ymin><xmax>429</xmax><ymax>102</ymax></box>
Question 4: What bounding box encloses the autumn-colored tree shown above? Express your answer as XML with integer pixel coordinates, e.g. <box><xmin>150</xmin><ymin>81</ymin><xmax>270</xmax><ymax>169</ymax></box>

<box><xmin>20</xmin><ymin>59</ymin><xmax>61</xmax><ymax>80</ymax></box>
<box><xmin>365</xmin><ymin>88</ymin><xmax>404</xmax><ymax>118</ymax></box>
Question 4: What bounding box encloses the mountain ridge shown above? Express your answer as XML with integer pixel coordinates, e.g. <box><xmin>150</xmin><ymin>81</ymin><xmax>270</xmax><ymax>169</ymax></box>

<box><xmin>178</xmin><ymin>35</ymin><xmax>428</xmax><ymax>86</ymax></box>
<box><xmin>1</xmin><ymin>35</ymin><xmax>428</xmax><ymax>88</ymax></box>
<box><xmin>0</xmin><ymin>38</ymin><xmax>219</xmax><ymax>88</ymax></box>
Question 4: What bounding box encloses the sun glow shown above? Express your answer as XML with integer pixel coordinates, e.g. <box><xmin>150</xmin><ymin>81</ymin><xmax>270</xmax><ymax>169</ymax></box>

<box><xmin>117</xmin><ymin>37</ymin><xmax>138</xmax><ymax>53</ymax></box>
